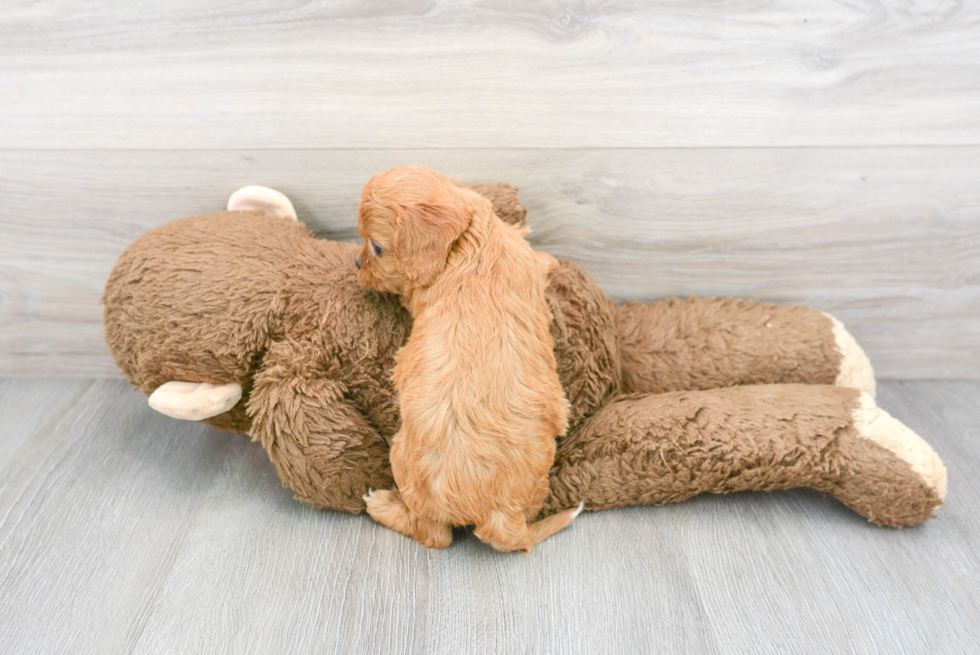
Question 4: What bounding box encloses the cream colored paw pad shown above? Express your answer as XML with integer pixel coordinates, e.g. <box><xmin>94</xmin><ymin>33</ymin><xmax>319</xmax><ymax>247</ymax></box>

<box><xmin>852</xmin><ymin>392</ymin><xmax>947</xmax><ymax>500</ymax></box>
<box><xmin>823</xmin><ymin>312</ymin><xmax>876</xmax><ymax>398</ymax></box>
<box><xmin>148</xmin><ymin>381</ymin><xmax>243</xmax><ymax>421</ymax></box>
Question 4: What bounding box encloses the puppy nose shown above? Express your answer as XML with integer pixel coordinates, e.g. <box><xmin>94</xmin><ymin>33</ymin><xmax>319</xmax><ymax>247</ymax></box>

<box><xmin>355</xmin><ymin>258</ymin><xmax>362</xmax><ymax>269</ymax></box>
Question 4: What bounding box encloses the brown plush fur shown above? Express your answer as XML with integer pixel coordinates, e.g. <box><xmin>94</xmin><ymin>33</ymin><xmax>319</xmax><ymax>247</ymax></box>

<box><xmin>355</xmin><ymin>166</ymin><xmax>576</xmax><ymax>551</ymax></box>
<box><xmin>547</xmin><ymin>385</ymin><xmax>939</xmax><ymax>527</ymax></box>
<box><xmin>615</xmin><ymin>297</ymin><xmax>841</xmax><ymax>394</ymax></box>
<box><xmin>103</xmin><ymin>183</ymin><xmax>943</xmax><ymax>529</ymax></box>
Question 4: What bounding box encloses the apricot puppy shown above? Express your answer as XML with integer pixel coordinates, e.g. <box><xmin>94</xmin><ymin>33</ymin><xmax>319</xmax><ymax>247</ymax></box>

<box><xmin>356</xmin><ymin>166</ymin><xmax>582</xmax><ymax>552</ymax></box>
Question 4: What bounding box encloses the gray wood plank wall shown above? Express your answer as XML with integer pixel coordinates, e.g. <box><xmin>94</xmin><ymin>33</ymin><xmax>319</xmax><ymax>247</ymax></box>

<box><xmin>1</xmin><ymin>1</ymin><xmax>978</xmax><ymax>378</ymax></box>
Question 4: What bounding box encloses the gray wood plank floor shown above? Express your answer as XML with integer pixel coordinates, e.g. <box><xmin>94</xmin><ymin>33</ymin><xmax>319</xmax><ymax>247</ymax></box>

<box><xmin>1</xmin><ymin>378</ymin><xmax>977</xmax><ymax>654</ymax></box>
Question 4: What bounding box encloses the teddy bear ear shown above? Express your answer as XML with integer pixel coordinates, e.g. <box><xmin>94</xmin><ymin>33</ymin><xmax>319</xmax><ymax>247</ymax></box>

<box><xmin>463</xmin><ymin>182</ymin><xmax>526</xmax><ymax>227</ymax></box>
<box><xmin>394</xmin><ymin>200</ymin><xmax>471</xmax><ymax>288</ymax></box>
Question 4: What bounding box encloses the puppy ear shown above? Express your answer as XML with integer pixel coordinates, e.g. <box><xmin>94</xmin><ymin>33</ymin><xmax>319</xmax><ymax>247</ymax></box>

<box><xmin>394</xmin><ymin>199</ymin><xmax>471</xmax><ymax>288</ymax></box>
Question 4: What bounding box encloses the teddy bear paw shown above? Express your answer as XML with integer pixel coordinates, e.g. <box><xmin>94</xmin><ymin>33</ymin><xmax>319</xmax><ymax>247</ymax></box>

<box><xmin>852</xmin><ymin>391</ymin><xmax>947</xmax><ymax>502</ymax></box>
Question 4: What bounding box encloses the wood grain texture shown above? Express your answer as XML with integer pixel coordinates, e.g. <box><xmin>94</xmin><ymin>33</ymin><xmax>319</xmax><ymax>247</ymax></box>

<box><xmin>1</xmin><ymin>1</ymin><xmax>978</xmax><ymax>149</ymax></box>
<box><xmin>1</xmin><ymin>378</ymin><xmax>977</xmax><ymax>654</ymax></box>
<box><xmin>2</xmin><ymin>148</ymin><xmax>977</xmax><ymax>378</ymax></box>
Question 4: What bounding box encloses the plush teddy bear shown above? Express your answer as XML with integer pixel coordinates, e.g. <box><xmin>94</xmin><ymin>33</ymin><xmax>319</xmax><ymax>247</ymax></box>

<box><xmin>103</xmin><ymin>183</ymin><xmax>947</xmax><ymax>528</ymax></box>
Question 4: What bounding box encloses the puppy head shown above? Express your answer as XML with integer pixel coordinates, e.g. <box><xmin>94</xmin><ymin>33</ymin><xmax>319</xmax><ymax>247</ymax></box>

<box><xmin>357</xmin><ymin>166</ymin><xmax>478</xmax><ymax>293</ymax></box>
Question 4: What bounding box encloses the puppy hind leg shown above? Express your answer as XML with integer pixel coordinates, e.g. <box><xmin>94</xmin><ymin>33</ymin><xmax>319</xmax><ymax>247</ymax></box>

<box><xmin>363</xmin><ymin>489</ymin><xmax>453</xmax><ymax>549</ymax></box>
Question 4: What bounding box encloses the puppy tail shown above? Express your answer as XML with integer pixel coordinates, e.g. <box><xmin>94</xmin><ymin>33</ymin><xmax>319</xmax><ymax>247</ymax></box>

<box><xmin>475</xmin><ymin>501</ymin><xmax>584</xmax><ymax>554</ymax></box>
<box><xmin>527</xmin><ymin>501</ymin><xmax>584</xmax><ymax>548</ymax></box>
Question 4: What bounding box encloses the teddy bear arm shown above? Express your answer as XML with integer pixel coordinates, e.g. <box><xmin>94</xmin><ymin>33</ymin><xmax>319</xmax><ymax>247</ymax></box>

<box><xmin>544</xmin><ymin>384</ymin><xmax>945</xmax><ymax>528</ymax></box>
<box><xmin>246</xmin><ymin>343</ymin><xmax>394</xmax><ymax>514</ymax></box>
<box><xmin>613</xmin><ymin>296</ymin><xmax>875</xmax><ymax>397</ymax></box>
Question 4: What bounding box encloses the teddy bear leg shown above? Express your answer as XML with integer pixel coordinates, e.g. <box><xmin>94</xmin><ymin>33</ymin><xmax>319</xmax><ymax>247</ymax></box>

<box><xmin>363</xmin><ymin>489</ymin><xmax>453</xmax><ymax>549</ymax></box>
<box><xmin>246</xmin><ymin>342</ymin><xmax>394</xmax><ymax>514</ymax></box>
<box><xmin>545</xmin><ymin>384</ymin><xmax>945</xmax><ymax>528</ymax></box>
<box><xmin>613</xmin><ymin>296</ymin><xmax>875</xmax><ymax>397</ymax></box>
<box><xmin>227</xmin><ymin>185</ymin><xmax>298</xmax><ymax>221</ymax></box>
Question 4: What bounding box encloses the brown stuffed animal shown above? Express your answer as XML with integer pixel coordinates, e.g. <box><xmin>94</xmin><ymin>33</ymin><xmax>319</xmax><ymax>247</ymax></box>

<box><xmin>103</xmin><ymin>183</ymin><xmax>947</xmax><ymax>528</ymax></box>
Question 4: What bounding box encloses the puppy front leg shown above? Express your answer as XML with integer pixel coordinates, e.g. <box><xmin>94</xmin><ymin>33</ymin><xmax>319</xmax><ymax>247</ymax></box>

<box><xmin>363</xmin><ymin>489</ymin><xmax>453</xmax><ymax>549</ymax></box>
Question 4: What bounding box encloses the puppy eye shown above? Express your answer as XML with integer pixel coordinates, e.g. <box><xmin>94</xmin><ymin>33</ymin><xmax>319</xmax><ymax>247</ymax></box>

<box><xmin>372</xmin><ymin>241</ymin><xmax>384</xmax><ymax>256</ymax></box>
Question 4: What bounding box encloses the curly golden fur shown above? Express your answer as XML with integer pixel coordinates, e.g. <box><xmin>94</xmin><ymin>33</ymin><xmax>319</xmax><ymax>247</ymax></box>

<box><xmin>356</xmin><ymin>166</ymin><xmax>581</xmax><ymax>552</ymax></box>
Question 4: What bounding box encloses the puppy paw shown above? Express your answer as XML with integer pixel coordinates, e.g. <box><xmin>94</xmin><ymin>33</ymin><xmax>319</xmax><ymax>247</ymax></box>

<box><xmin>363</xmin><ymin>488</ymin><xmax>401</xmax><ymax>515</ymax></box>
